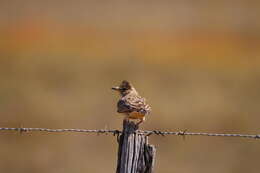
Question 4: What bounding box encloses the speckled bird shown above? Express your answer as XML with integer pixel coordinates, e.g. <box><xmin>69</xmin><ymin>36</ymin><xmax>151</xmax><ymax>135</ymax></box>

<box><xmin>112</xmin><ymin>80</ymin><xmax>151</xmax><ymax>125</ymax></box>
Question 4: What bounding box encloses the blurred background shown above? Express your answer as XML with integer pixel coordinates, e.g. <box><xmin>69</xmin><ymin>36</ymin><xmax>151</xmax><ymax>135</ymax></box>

<box><xmin>1</xmin><ymin>0</ymin><xmax>260</xmax><ymax>172</ymax></box>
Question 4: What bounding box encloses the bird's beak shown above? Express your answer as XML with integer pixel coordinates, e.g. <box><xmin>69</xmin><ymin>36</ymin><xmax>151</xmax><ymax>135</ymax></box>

<box><xmin>111</xmin><ymin>86</ymin><xmax>120</xmax><ymax>90</ymax></box>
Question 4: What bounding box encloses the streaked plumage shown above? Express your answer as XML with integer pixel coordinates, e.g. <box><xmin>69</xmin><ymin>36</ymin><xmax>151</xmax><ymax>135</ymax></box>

<box><xmin>112</xmin><ymin>80</ymin><xmax>151</xmax><ymax>124</ymax></box>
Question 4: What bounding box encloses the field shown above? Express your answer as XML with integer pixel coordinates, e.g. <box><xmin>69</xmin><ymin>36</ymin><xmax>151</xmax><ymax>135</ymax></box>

<box><xmin>1</xmin><ymin>1</ymin><xmax>260</xmax><ymax>173</ymax></box>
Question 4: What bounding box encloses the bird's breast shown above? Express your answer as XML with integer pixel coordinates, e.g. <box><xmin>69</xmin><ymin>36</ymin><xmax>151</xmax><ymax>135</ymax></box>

<box><xmin>128</xmin><ymin>111</ymin><xmax>145</xmax><ymax>119</ymax></box>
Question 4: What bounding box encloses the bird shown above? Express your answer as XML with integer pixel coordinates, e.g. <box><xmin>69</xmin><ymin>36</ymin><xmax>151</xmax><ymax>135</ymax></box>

<box><xmin>112</xmin><ymin>80</ymin><xmax>151</xmax><ymax>125</ymax></box>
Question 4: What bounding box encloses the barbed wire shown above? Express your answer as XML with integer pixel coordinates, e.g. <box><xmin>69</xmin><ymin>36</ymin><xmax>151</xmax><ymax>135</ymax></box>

<box><xmin>140</xmin><ymin>130</ymin><xmax>260</xmax><ymax>139</ymax></box>
<box><xmin>0</xmin><ymin>127</ymin><xmax>259</xmax><ymax>139</ymax></box>
<box><xmin>0</xmin><ymin>127</ymin><xmax>119</xmax><ymax>135</ymax></box>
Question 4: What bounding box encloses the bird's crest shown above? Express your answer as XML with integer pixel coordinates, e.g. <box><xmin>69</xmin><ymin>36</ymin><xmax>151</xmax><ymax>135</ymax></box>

<box><xmin>119</xmin><ymin>80</ymin><xmax>132</xmax><ymax>90</ymax></box>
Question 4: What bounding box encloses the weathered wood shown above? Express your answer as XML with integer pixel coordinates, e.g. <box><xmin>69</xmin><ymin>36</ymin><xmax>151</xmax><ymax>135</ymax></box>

<box><xmin>116</xmin><ymin>120</ymin><xmax>156</xmax><ymax>173</ymax></box>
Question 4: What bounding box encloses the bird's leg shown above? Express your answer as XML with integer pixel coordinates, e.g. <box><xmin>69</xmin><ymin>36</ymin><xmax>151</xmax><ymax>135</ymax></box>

<box><xmin>136</xmin><ymin>117</ymin><xmax>145</xmax><ymax>126</ymax></box>
<box><xmin>123</xmin><ymin>115</ymin><xmax>130</xmax><ymax>123</ymax></box>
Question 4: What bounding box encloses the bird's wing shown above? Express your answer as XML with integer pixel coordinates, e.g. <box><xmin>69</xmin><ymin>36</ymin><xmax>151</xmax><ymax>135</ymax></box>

<box><xmin>117</xmin><ymin>99</ymin><xmax>132</xmax><ymax>113</ymax></box>
<box><xmin>117</xmin><ymin>95</ymin><xmax>151</xmax><ymax>114</ymax></box>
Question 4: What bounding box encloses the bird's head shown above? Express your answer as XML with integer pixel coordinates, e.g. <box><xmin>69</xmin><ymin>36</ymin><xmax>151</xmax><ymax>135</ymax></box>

<box><xmin>112</xmin><ymin>80</ymin><xmax>137</xmax><ymax>96</ymax></box>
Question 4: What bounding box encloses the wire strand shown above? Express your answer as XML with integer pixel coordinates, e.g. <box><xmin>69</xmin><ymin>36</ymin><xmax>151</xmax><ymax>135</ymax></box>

<box><xmin>0</xmin><ymin>127</ymin><xmax>259</xmax><ymax>139</ymax></box>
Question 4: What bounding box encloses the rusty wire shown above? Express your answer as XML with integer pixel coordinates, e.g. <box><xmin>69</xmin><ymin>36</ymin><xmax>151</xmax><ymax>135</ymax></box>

<box><xmin>0</xmin><ymin>127</ymin><xmax>259</xmax><ymax>139</ymax></box>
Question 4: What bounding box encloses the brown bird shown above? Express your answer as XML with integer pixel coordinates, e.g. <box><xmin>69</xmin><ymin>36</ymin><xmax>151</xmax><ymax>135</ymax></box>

<box><xmin>112</xmin><ymin>80</ymin><xmax>151</xmax><ymax>125</ymax></box>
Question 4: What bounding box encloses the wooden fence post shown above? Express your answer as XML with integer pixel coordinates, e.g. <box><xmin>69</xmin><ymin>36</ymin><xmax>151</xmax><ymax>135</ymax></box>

<box><xmin>116</xmin><ymin>120</ymin><xmax>156</xmax><ymax>173</ymax></box>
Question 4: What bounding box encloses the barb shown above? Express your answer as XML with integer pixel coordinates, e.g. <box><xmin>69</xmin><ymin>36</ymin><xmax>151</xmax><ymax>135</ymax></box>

<box><xmin>0</xmin><ymin>127</ymin><xmax>259</xmax><ymax>139</ymax></box>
